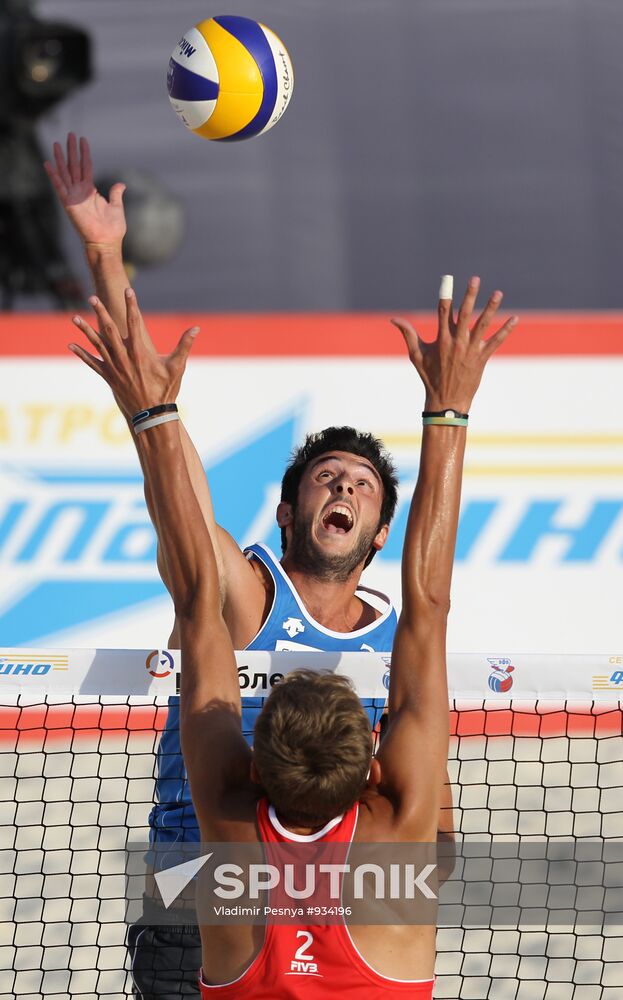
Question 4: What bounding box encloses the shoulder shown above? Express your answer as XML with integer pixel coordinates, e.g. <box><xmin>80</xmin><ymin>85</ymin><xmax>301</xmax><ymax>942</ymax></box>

<box><xmin>248</xmin><ymin>551</ymin><xmax>275</xmax><ymax>593</ymax></box>
<box><xmin>199</xmin><ymin>785</ymin><xmax>262</xmax><ymax>844</ymax></box>
<box><xmin>244</xmin><ymin>545</ymin><xmax>281</xmax><ymax>598</ymax></box>
<box><xmin>243</xmin><ymin>542</ymin><xmax>280</xmax><ymax>573</ymax></box>
<box><xmin>354</xmin><ymin>789</ymin><xmax>436</xmax><ymax>842</ymax></box>
<box><xmin>223</xmin><ymin>543</ymin><xmax>276</xmax><ymax>647</ymax></box>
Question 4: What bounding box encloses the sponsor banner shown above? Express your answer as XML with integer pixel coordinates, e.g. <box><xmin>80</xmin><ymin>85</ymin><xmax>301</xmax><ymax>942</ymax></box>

<box><xmin>0</xmin><ymin>317</ymin><xmax>622</xmax><ymax>654</ymax></box>
<box><xmin>0</xmin><ymin>647</ymin><xmax>621</xmax><ymax>701</ymax></box>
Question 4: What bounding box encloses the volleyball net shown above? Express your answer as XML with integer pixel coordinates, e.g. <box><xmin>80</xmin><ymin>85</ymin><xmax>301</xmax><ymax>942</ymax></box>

<box><xmin>1</xmin><ymin>649</ymin><xmax>621</xmax><ymax>999</ymax></box>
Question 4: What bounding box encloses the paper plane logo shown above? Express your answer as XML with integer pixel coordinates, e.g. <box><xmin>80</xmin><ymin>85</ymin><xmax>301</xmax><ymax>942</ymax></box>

<box><xmin>154</xmin><ymin>853</ymin><xmax>213</xmax><ymax>909</ymax></box>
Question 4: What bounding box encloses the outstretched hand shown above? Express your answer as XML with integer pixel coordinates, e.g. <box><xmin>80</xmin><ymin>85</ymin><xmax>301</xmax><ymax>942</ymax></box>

<box><xmin>69</xmin><ymin>289</ymin><xmax>199</xmax><ymax>418</ymax></box>
<box><xmin>45</xmin><ymin>133</ymin><xmax>127</xmax><ymax>248</ymax></box>
<box><xmin>392</xmin><ymin>276</ymin><xmax>518</xmax><ymax>414</ymax></box>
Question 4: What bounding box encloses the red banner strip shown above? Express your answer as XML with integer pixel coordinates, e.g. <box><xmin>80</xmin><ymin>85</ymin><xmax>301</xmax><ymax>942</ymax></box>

<box><xmin>1</xmin><ymin>312</ymin><xmax>622</xmax><ymax>356</ymax></box>
<box><xmin>1</xmin><ymin>705</ymin><xmax>619</xmax><ymax>748</ymax></box>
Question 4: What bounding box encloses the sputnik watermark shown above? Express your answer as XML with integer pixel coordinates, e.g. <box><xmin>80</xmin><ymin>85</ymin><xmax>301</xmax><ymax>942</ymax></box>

<box><xmin>156</xmin><ymin>858</ymin><xmax>437</xmax><ymax>902</ymax></box>
<box><xmin>126</xmin><ymin>841</ymin><xmax>441</xmax><ymax>926</ymax></box>
<box><xmin>125</xmin><ymin>838</ymin><xmax>623</xmax><ymax>929</ymax></box>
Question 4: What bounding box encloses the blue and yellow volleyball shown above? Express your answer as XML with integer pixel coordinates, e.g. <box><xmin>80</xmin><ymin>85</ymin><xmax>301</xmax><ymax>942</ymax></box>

<box><xmin>167</xmin><ymin>15</ymin><xmax>293</xmax><ymax>142</ymax></box>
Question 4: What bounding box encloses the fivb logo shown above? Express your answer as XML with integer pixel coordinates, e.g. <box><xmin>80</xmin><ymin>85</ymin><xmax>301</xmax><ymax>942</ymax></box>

<box><xmin>289</xmin><ymin>932</ymin><xmax>320</xmax><ymax>977</ymax></box>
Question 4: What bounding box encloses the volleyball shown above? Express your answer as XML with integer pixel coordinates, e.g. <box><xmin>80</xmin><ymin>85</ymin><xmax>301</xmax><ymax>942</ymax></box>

<box><xmin>167</xmin><ymin>15</ymin><xmax>294</xmax><ymax>142</ymax></box>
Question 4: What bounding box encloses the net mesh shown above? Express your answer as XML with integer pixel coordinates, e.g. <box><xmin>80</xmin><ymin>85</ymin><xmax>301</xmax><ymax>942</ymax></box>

<box><xmin>1</xmin><ymin>694</ymin><xmax>621</xmax><ymax>999</ymax></box>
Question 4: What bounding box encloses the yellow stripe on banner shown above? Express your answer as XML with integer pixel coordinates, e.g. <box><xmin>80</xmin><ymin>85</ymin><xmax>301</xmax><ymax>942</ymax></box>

<box><xmin>3</xmin><ymin>657</ymin><xmax>69</xmax><ymax>664</ymax></box>
<box><xmin>383</xmin><ymin>433</ymin><xmax>623</xmax><ymax>447</ymax></box>
<box><xmin>465</xmin><ymin>465</ymin><xmax>623</xmax><ymax>477</ymax></box>
<box><xmin>193</xmin><ymin>19</ymin><xmax>262</xmax><ymax>139</ymax></box>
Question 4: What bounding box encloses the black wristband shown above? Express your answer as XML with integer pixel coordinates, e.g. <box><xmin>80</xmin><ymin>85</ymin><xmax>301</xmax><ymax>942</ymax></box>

<box><xmin>422</xmin><ymin>409</ymin><xmax>469</xmax><ymax>420</ymax></box>
<box><xmin>132</xmin><ymin>403</ymin><xmax>178</xmax><ymax>426</ymax></box>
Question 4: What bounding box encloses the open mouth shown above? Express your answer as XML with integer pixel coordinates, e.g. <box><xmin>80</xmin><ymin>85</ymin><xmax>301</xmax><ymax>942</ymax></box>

<box><xmin>321</xmin><ymin>505</ymin><xmax>354</xmax><ymax>534</ymax></box>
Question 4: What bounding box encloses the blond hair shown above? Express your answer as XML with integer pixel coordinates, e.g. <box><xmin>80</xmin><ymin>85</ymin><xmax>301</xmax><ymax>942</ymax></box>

<box><xmin>253</xmin><ymin>670</ymin><xmax>372</xmax><ymax>826</ymax></box>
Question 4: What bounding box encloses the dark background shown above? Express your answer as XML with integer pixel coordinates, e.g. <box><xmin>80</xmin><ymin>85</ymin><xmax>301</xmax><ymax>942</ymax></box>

<box><xmin>32</xmin><ymin>0</ymin><xmax>623</xmax><ymax>312</ymax></box>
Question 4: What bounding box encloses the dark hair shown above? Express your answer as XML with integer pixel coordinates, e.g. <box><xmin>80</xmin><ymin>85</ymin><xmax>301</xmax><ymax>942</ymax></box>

<box><xmin>280</xmin><ymin>426</ymin><xmax>398</xmax><ymax>567</ymax></box>
<box><xmin>253</xmin><ymin>670</ymin><xmax>372</xmax><ymax>826</ymax></box>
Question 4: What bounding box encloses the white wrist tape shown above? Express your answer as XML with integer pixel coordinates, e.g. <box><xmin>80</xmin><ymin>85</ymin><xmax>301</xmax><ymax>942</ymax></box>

<box><xmin>134</xmin><ymin>412</ymin><xmax>180</xmax><ymax>434</ymax></box>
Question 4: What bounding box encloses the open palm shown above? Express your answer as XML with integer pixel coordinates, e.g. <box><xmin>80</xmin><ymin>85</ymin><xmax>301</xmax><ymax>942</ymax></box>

<box><xmin>45</xmin><ymin>133</ymin><xmax>127</xmax><ymax>247</ymax></box>
<box><xmin>70</xmin><ymin>290</ymin><xmax>199</xmax><ymax>420</ymax></box>
<box><xmin>392</xmin><ymin>276</ymin><xmax>518</xmax><ymax>414</ymax></box>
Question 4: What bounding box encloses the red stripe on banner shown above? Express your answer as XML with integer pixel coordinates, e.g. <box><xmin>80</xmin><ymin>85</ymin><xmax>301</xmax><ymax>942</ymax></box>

<box><xmin>1</xmin><ymin>704</ymin><xmax>621</xmax><ymax>748</ymax></box>
<box><xmin>451</xmin><ymin>707</ymin><xmax>622</xmax><ymax>739</ymax></box>
<box><xmin>1</xmin><ymin>312</ymin><xmax>623</xmax><ymax>356</ymax></box>
<box><xmin>0</xmin><ymin>704</ymin><xmax>169</xmax><ymax>749</ymax></box>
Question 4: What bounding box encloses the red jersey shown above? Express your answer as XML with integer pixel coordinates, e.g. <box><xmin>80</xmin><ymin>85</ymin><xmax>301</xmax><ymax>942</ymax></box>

<box><xmin>199</xmin><ymin>799</ymin><xmax>435</xmax><ymax>999</ymax></box>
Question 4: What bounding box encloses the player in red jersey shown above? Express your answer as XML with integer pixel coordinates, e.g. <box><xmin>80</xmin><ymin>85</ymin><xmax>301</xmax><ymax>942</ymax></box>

<box><xmin>46</xmin><ymin>134</ymin><xmax>458</xmax><ymax>998</ymax></box>
<box><xmin>70</xmin><ymin>278</ymin><xmax>516</xmax><ymax>997</ymax></box>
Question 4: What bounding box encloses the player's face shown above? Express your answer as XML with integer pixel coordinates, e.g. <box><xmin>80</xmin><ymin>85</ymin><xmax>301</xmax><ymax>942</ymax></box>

<box><xmin>283</xmin><ymin>451</ymin><xmax>388</xmax><ymax>580</ymax></box>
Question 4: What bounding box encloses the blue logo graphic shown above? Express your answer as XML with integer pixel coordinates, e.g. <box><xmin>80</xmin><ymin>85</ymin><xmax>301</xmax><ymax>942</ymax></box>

<box><xmin>0</xmin><ymin>660</ymin><xmax>51</xmax><ymax>677</ymax></box>
<box><xmin>0</xmin><ymin>412</ymin><xmax>299</xmax><ymax>644</ymax></box>
<box><xmin>0</xmin><ymin>654</ymin><xmax>68</xmax><ymax>678</ymax></box>
<box><xmin>487</xmin><ymin>657</ymin><xmax>515</xmax><ymax>693</ymax></box>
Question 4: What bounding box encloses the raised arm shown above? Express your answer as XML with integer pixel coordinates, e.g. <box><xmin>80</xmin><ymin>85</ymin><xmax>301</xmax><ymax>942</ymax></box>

<box><xmin>45</xmin><ymin>134</ymin><xmax>265</xmax><ymax>631</ymax></box>
<box><xmin>377</xmin><ymin>275</ymin><xmax>517</xmax><ymax>839</ymax></box>
<box><xmin>69</xmin><ymin>291</ymin><xmax>252</xmax><ymax>831</ymax></box>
